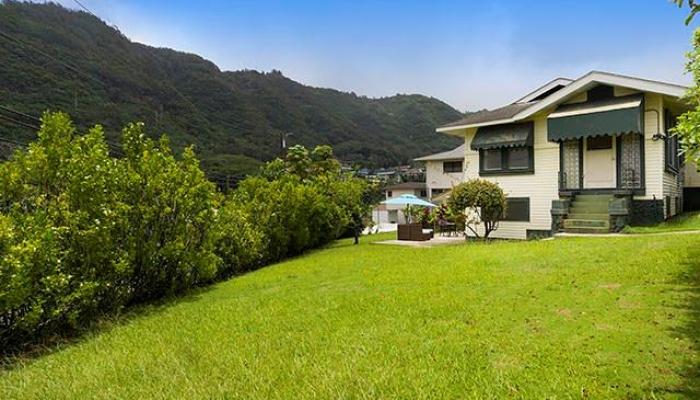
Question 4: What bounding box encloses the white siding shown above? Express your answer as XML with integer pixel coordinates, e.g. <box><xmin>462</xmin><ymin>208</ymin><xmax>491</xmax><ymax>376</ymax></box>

<box><xmin>463</xmin><ymin>117</ymin><xmax>559</xmax><ymax>239</ymax></box>
<box><xmin>424</xmin><ymin>159</ymin><xmax>464</xmax><ymax>197</ymax></box>
<box><xmin>640</xmin><ymin>93</ymin><xmax>665</xmax><ymax>201</ymax></box>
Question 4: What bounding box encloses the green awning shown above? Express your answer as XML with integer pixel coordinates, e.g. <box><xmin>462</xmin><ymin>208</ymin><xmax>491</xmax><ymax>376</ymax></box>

<box><xmin>547</xmin><ymin>94</ymin><xmax>643</xmax><ymax>141</ymax></box>
<box><xmin>470</xmin><ymin>122</ymin><xmax>534</xmax><ymax>150</ymax></box>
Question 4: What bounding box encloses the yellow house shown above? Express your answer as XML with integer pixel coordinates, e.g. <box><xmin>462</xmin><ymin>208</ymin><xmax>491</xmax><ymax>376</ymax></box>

<box><xmin>435</xmin><ymin>71</ymin><xmax>696</xmax><ymax>238</ymax></box>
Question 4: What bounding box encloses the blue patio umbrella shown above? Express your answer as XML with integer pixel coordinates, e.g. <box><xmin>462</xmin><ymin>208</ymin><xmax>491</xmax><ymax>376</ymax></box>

<box><xmin>381</xmin><ymin>194</ymin><xmax>435</xmax><ymax>225</ymax></box>
<box><xmin>381</xmin><ymin>194</ymin><xmax>436</xmax><ymax>208</ymax></box>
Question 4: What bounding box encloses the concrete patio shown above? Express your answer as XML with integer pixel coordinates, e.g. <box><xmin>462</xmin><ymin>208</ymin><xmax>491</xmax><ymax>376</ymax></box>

<box><xmin>373</xmin><ymin>235</ymin><xmax>465</xmax><ymax>247</ymax></box>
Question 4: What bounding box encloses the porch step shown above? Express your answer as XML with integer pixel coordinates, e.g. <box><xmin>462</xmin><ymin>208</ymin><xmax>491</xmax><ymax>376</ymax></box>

<box><xmin>569</xmin><ymin>204</ymin><xmax>609</xmax><ymax>214</ymax></box>
<box><xmin>567</xmin><ymin>213</ymin><xmax>609</xmax><ymax>221</ymax></box>
<box><xmin>574</xmin><ymin>194</ymin><xmax>614</xmax><ymax>202</ymax></box>
<box><xmin>559</xmin><ymin>194</ymin><xmax>614</xmax><ymax>234</ymax></box>
<box><xmin>563</xmin><ymin>219</ymin><xmax>610</xmax><ymax>229</ymax></box>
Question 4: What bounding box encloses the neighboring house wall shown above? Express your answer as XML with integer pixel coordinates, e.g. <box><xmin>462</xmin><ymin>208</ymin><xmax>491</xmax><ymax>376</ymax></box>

<box><xmin>684</xmin><ymin>160</ymin><xmax>700</xmax><ymax>211</ymax></box>
<box><xmin>424</xmin><ymin>159</ymin><xmax>463</xmax><ymax>197</ymax></box>
<box><xmin>462</xmin><ymin>116</ymin><xmax>559</xmax><ymax>240</ymax></box>
<box><xmin>372</xmin><ymin>188</ymin><xmax>425</xmax><ymax>229</ymax></box>
<box><xmin>385</xmin><ymin>188</ymin><xmax>423</xmax><ymax>199</ymax></box>
<box><xmin>686</xmin><ymin>162</ymin><xmax>700</xmax><ymax>187</ymax></box>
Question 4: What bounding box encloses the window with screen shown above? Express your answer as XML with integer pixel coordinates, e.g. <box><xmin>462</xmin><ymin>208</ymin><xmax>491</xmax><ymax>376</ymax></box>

<box><xmin>502</xmin><ymin>198</ymin><xmax>530</xmax><ymax>222</ymax></box>
<box><xmin>482</xmin><ymin>149</ymin><xmax>503</xmax><ymax>171</ymax></box>
<box><xmin>479</xmin><ymin>146</ymin><xmax>533</xmax><ymax>175</ymax></box>
<box><xmin>443</xmin><ymin>160</ymin><xmax>463</xmax><ymax>173</ymax></box>
<box><xmin>665</xmin><ymin>110</ymin><xmax>680</xmax><ymax>173</ymax></box>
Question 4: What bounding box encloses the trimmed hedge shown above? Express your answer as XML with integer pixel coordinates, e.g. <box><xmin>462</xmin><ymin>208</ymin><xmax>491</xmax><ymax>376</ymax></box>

<box><xmin>0</xmin><ymin>113</ymin><xmax>365</xmax><ymax>352</ymax></box>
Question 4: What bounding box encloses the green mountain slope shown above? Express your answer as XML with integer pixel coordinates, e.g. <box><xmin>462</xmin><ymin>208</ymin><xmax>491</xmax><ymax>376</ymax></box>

<box><xmin>0</xmin><ymin>1</ymin><xmax>463</xmax><ymax>176</ymax></box>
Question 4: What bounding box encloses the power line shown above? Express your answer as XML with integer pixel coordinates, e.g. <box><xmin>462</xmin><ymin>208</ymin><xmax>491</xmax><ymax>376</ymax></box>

<box><xmin>67</xmin><ymin>0</ymin><xmax>210</xmax><ymax>131</ymax></box>
<box><xmin>0</xmin><ymin>114</ymin><xmax>39</xmax><ymax>131</ymax></box>
<box><xmin>0</xmin><ymin>105</ymin><xmax>41</xmax><ymax>123</ymax></box>
<box><xmin>72</xmin><ymin>0</ymin><xmax>96</xmax><ymax>17</ymax></box>
<box><xmin>0</xmin><ymin>29</ymin><xmax>106</xmax><ymax>88</ymax></box>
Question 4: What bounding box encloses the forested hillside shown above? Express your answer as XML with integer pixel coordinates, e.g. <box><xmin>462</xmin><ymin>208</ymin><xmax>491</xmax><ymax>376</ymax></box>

<box><xmin>0</xmin><ymin>1</ymin><xmax>463</xmax><ymax>177</ymax></box>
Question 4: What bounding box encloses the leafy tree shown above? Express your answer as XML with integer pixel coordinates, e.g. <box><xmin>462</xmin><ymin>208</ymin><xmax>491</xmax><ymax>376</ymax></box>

<box><xmin>673</xmin><ymin>32</ymin><xmax>700</xmax><ymax>165</ymax></box>
<box><xmin>674</xmin><ymin>1</ymin><xmax>700</xmax><ymax>165</ymax></box>
<box><xmin>675</xmin><ymin>0</ymin><xmax>700</xmax><ymax>25</ymax></box>
<box><xmin>447</xmin><ymin>179</ymin><xmax>506</xmax><ymax>239</ymax></box>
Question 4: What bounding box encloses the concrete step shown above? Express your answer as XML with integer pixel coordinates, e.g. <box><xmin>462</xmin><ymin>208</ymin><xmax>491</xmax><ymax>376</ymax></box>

<box><xmin>569</xmin><ymin>205</ymin><xmax>609</xmax><ymax>214</ymax></box>
<box><xmin>567</xmin><ymin>213</ymin><xmax>609</xmax><ymax>221</ymax></box>
<box><xmin>575</xmin><ymin>195</ymin><xmax>614</xmax><ymax>201</ymax></box>
<box><xmin>563</xmin><ymin>219</ymin><xmax>610</xmax><ymax>229</ymax></box>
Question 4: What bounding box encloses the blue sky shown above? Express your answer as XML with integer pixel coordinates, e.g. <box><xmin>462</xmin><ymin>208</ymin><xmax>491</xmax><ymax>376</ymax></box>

<box><xmin>55</xmin><ymin>0</ymin><xmax>697</xmax><ymax>111</ymax></box>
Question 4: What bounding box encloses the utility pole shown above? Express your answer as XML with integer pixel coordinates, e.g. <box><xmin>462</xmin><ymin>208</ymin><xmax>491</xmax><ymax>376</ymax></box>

<box><xmin>281</xmin><ymin>131</ymin><xmax>293</xmax><ymax>150</ymax></box>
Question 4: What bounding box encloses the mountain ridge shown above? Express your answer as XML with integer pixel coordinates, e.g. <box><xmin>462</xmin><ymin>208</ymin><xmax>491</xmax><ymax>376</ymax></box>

<box><xmin>0</xmin><ymin>1</ymin><xmax>463</xmax><ymax>177</ymax></box>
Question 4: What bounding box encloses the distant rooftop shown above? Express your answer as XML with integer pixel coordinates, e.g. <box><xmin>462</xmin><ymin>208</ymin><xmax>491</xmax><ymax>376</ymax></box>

<box><xmin>414</xmin><ymin>144</ymin><xmax>465</xmax><ymax>161</ymax></box>
<box><xmin>384</xmin><ymin>181</ymin><xmax>426</xmax><ymax>191</ymax></box>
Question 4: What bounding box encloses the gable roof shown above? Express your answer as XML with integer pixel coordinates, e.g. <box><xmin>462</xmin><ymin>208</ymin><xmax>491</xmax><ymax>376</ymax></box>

<box><xmin>414</xmin><ymin>144</ymin><xmax>465</xmax><ymax>161</ymax></box>
<box><xmin>437</xmin><ymin>71</ymin><xmax>688</xmax><ymax>134</ymax></box>
<box><xmin>437</xmin><ymin>102</ymin><xmax>537</xmax><ymax>130</ymax></box>
<box><xmin>513</xmin><ymin>77</ymin><xmax>573</xmax><ymax>104</ymax></box>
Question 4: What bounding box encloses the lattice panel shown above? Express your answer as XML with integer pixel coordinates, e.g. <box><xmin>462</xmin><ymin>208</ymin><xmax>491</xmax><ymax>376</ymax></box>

<box><xmin>620</xmin><ymin>133</ymin><xmax>642</xmax><ymax>189</ymax></box>
<box><xmin>562</xmin><ymin>140</ymin><xmax>580</xmax><ymax>190</ymax></box>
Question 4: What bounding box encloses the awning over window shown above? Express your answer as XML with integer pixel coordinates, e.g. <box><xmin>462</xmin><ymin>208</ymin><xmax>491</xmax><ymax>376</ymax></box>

<box><xmin>470</xmin><ymin>122</ymin><xmax>534</xmax><ymax>150</ymax></box>
<box><xmin>547</xmin><ymin>94</ymin><xmax>643</xmax><ymax>141</ymax></box>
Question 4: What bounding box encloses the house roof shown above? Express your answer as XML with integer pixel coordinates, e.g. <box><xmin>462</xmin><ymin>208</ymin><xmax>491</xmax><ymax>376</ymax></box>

<box><xmin>513</xmin><ymin>77</ymin><xmax>573</xmax><ymax>104</ymax></box>
<box><xmin>438</xmin><ymin>102</ymin><xmax>538</xmax><ymax>129</ymax></box>
<box><xmin>384</xmin><ymin>181</ymin><xmax>426</xmax><ymax>191</ymax></box>
<box><xmin>437</xmin><ymin>71</ymin><xmax>689</xmax><ymax>134</ymax></box>
<box><xmin>414</xmin><ymin>144</ymin><xmax>465</xmax><ymax>161</ymax></box>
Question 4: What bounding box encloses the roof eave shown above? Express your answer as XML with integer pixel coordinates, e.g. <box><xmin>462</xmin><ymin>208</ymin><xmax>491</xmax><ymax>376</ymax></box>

<box><xmin>511</xmin><ymin>71</ymin><xmax>688</xmax><ymax>121</ymax></box>
<box><xmin>436</xmin><ymin>117</ymin><xmax>517</xmax><ymax>133</ymax></box>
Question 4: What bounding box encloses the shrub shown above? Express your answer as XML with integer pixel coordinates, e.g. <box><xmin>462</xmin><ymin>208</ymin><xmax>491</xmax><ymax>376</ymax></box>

<box><xmin>0</xmin><ymin>114</ymin><xmax>365</xmax><ymax>352</ymax></box>
<box><xmin>119</xmin><ymin>123</ymin><xmax>221</xmax><ymax>302</ymax></box>
<box><xmin>448</xmin><ymin>179</ymin><xmax>506</xmax><ymax>239</ymax></box>
<box><xmin>213</xmin><ymin>199</ymin><xmax>263</xmax><ymax>277</ymax></box>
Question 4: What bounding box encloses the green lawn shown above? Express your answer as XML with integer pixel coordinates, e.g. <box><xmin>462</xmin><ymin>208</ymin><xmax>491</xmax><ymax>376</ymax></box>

<box><xmin>2</xmin><ymin>232</ymin><xmax>700</xmax><ymax>399</ymax></box>
<box><xmin>625</xmin><ymin>211</ymin><xmax>700</xmax><ymax>234</ymax></box>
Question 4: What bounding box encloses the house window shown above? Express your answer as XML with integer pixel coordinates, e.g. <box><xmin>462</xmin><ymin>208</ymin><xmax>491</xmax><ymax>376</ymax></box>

<box><xmin>502</xmin><ymin>197</ymin><xmax>530</xmax><ymax>222</ymax></box>
<box><xmin>665</xmin><ymin>110</ymin><xmax>680</xmax><ymax>173</ymax></box>
<box><xmin>388</xmin><ymin>210</ymin><xmax>398</xmax><ymax>223</ymax></box>
<box><xmin>482</xmin><ymin>149</ymin><xmax>502</xmax><ymax>171</ymax></box>
<box><xmin>479</xmin><ymin>146</ymin><xmax>534</xmax><ymax>175</ymax></box>
<box><xmin>387</xmin><ymin>191</ymin><xmax>393</xmax><ymax>198</ymax></box>
<box><xmin>420</xmin><ymin>190</ymin><xmax>427</xmax><ymax>198</ymax></box>
<box><xmin>507</xmin><ymin>147</ymin><xmax>530</xmax><ymax>170</ymax></box>
<box><xmin>443</xmin><ymin>160</ymin><xmax>463</xmax><ymax>173</ymax></box>
<box><xmin>431</xmin><ymin>188</ymin><xmax>447</xmax><ymax>196</ymax></box>
<box><xmin>587</xmin><ymin>136</ymin><xmax>612</xmax><ymax>150</ymax></box>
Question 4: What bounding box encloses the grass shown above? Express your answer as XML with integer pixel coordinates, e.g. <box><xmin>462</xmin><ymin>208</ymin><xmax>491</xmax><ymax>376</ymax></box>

<box><xmin>624</xmin><ymin>211</ymin><xmax>700</xmax><ymax>234</ymax></box>
<box><xmin>2</xmin><ymin>232</ymin><xmax>700</xmax><ymax>398</ymax></box>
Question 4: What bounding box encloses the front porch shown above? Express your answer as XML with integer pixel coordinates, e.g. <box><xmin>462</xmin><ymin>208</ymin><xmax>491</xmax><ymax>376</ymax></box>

<box><xmin>549</xmin><ymin>91</ymin><xmax>647</xmax><ymax>233</ymax></box>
